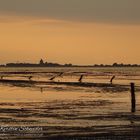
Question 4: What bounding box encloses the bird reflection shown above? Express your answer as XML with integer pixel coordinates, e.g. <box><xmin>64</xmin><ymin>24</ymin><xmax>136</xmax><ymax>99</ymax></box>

<box><xmin>40</xmin><ymin>87</ymin><xmax>43</xmax><ymax>93</ymax></box>
<box><xmin>1</xmin><ymin>76</ymin><xmax>4</xmax><ymax>80</ymax></box>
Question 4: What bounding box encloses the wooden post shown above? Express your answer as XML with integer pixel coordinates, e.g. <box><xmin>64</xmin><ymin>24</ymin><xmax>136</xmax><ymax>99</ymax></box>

<box><xmin>131</xmin><ymin>83</ymin><xmax>136</xmax><ymax>113</ymax></box>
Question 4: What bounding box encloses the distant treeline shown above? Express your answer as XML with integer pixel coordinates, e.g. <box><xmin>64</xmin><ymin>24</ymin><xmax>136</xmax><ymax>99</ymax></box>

<box><xmin>4</xmin><ymin>63</ymin><xmax>72</xmax><ymax>67</ymax></box>
<box><xmin>0</xmin><ymin>61</ymin><xmax>140</xmax><ymax>67</ymax></box>
<box><xmin>93</xmin><ymin>63</ymin><xmax>140</xmax><ymax>67</ymax></box>
<box><xmin>0</xmin><ymin>59</ymin><xmax>73</xmax><ymax>67</ymax></box>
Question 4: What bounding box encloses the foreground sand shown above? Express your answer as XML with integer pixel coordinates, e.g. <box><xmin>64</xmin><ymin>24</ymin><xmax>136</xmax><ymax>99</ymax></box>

<box><xmin>0</xmin><ymin>83</ymin><xmax>140</xmax><ymax>139</ymax></box>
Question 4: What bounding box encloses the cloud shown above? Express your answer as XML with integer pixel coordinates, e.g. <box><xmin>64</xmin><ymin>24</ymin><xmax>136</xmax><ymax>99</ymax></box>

<box><xmin>0</xmin><ymin>0</ymin><xmax>140</xmax><ymax>24</ymax></box>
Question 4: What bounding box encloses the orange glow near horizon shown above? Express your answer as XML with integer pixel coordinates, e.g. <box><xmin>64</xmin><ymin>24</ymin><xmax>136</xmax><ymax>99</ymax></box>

<box><xmin>0</xmin><ymin>15</ymin><xmax>140</xmax><ymax>65</ymax></box>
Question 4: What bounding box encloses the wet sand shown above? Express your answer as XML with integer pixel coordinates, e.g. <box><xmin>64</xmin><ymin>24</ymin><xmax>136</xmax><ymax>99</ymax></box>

<box><xmin>0</xmin><ymin>67</ymin><xmax>140</xmax><ymax>139</ymax></box>
<box><xmin>0</xmin><ymin>83</ymin><xmax>140</xmax><ymax>139</ymax></box>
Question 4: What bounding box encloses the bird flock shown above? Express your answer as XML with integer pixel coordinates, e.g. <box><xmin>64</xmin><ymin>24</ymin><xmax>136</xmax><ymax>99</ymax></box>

<box><xmin>0</xmin><ymin>72</ymin><xmax>116</xmax><ymax>84</ymax></box>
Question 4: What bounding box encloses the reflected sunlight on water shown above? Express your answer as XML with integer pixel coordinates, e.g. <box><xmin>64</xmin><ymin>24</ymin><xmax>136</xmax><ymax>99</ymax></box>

<box><xmin>0</xmin><ymin>67</ymin><xmax>140</xmax><ymax>139</ymax></box>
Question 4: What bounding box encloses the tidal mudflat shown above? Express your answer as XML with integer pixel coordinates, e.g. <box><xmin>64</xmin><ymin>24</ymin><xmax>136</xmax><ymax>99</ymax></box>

<box><xmin>0</xmin><ymin>67</ymin><xmax>140</xmax><ymax>139</ymax></box>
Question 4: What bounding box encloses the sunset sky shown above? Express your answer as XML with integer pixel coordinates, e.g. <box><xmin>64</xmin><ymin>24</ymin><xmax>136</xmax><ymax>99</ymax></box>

<box><xmin>0</xmin><ymin>0</ymin><xmax>140</xmax><ymax>65</ymax></box>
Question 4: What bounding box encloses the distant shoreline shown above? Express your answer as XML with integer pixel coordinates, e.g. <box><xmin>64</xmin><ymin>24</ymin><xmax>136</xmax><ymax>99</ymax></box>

<box><xmin>0</xmin><ymin>60</ymin><xmax>140</xmax><ymax>68</ymax></box>
<box><xmin>0</xmin><ymin>65</ymin><xmax>140</xmax><ymax>68</ymax></box>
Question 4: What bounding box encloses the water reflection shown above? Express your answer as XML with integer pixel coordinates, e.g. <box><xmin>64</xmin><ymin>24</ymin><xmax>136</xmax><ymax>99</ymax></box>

<box><xmin>40</xmin><ymin>87</ymin><xmax>43</xmax><ymax>93</ymax></box>
<box><xmin>0</xmin><ymin>67</ymin><xmax>140</xmax><ymax>139</ymax></box>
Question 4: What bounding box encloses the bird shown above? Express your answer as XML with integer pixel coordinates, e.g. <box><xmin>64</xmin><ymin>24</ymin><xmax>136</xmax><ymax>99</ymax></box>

<box><xmin>49</xmin><ymin>76</ymin><xmax>56</xmax><ymax>81</ymax></box>
<box><xmin>49</xmin><ymin>72</ymin><xmax>64</xmax><ymax>81</ymax></box>
<box><xmin>78</xmin><ymin>75</ymin><xmax>84</xmax><ymax>83</ymax></box>
<box><xmin>28</xmin><ymin>76</ymin><xmax>33</xmax><ymax>81</ymax></box>
<box><xmin>110</xmin><ymin>75</ymin><xmax>115</xmax><ymax>84</ymax></box>
<box><xmin>58</xmin><ymin>72</ymin><xmax>64</xmax><ymax>77</ymax></box>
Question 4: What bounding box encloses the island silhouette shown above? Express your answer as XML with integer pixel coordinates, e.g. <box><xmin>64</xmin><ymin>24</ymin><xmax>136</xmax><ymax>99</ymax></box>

<box><xmin>0</xmin><ymin>59</ymin><xmax>139</xmax><ymax>67</ymax></box>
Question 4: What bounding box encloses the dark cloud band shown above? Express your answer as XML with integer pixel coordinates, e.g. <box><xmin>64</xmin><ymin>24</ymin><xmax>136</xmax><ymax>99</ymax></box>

<box><xmin>0</xmin><ymin>0</ymin><xmax>140</xmax><ymax>24</ymax></box>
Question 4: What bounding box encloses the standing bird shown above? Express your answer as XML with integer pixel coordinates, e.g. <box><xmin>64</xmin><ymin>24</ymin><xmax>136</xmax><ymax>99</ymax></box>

<box><xmin>110</xmin><ymin>75</ymin><xmax>115</xmax><ymax>84</ymax></box>
<box><xmin>79</xmin><ymin>75</ymin><xmax>84</xmax><ymax>83</ymax></box>
<box><xmin>28</xmin><ymin>76</ymin><xmax>33</xmax><ymax>81</ymax></box>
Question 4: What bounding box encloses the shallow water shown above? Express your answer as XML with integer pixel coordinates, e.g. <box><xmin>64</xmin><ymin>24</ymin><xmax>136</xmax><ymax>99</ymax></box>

<box><xmin>0</xmin><ymin>67</ymin><xmax>140</xmax><ymax>139</ymax></box>
<box><xmin>0</xmin><ymin>67</ymin><xmax>140</xmax><ymax>84</ymax></box>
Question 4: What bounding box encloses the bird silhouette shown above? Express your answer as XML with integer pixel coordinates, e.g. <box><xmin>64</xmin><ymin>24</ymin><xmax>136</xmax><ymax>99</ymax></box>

<box><xmin>78</xmin><ymin>75</ymin><xmax>84</xmax><ymax>83</ymax></box>
<box><xmin>110</xmin><ymin>75</ymin><xmax>115</xmax><ymax>84</ymax></box>
<box><xmin>49</xmin><ymin>76</ymin><xmax>56</xmax><ymax>81</ymax></box>
<box><xmin>58</xmin><ymin>72</ymin><xmax>64</xmax><ymax>77</ymax></box>
<box><xmin>28</xmin><ymin>76</ymin><xmax>33</xmax><ymax>81</ymax></box>
<box><xmin>49</xmin><ymin>72</ymin><xmax>64</xmax><ymax>81</ymax></box>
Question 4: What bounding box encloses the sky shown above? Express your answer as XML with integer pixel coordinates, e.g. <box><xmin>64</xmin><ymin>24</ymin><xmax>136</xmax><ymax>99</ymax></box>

<box><xmin>0</xmin><ymin>0</ymin><xmax>140</xmax><ymax>65</ymax></box>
